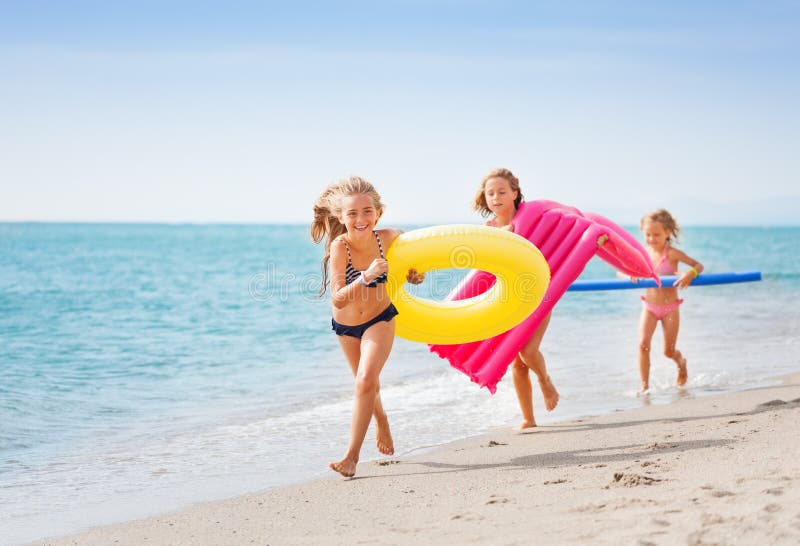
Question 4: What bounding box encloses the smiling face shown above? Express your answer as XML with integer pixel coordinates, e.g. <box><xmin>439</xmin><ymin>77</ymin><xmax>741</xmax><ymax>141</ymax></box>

<box><xmin>338</xmin><ymin>193</ymin><xmax>380</xmax><ymax>237</ymax></box>
<box><xmin>642</xmin><ymin>220</ymin><xmax>670</xmax><ymax>250</ymax></box>
<box><xmin>483</xmin><ymin>176</ymin><xmax>519</xmax><ymax>216</ymax></box>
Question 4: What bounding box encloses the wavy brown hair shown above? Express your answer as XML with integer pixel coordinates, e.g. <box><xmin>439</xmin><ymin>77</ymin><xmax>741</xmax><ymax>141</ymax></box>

<box><xmin>311</xmin><ymin>176</ymin><xmax>384</xmax><ymax>295</ymax></box>
<box><xmin>472</xmin><ymin>167</ymin><xmax>524</xmax><ymax>217</ymax></box>
<box><xmin>641</xmin><ymin>208</ymin><xmax>680</xmax><ymax>242</ymax></box>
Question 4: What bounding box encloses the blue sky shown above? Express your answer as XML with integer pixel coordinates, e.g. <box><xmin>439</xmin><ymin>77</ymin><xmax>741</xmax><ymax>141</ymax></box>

<box><xmin>1</xmin><ymin>1</ymin><xmax>798</xmax><ymax>224</ymax></box>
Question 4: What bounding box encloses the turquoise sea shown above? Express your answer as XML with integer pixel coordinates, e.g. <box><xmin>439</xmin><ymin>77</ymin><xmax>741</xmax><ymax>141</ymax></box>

<box><xmin>1</xmin><ymin>223</ymin><xmax>798</xmax><ymax>544</ymax></box>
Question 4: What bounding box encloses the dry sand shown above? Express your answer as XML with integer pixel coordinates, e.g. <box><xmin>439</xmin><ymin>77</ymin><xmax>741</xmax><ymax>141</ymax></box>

<box><xmin>39</xmin><ymin>374</ymin><xmax>800</xmax><ymax>545</ymax></box>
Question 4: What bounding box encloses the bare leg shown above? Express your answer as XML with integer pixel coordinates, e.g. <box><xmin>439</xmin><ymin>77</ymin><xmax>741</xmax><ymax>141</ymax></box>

<box><xmin>660</xmin><ymin>309</ymin><xmax>687</xmax><ymax>387</ymax></box>
<box><xmin>337</xmin><ymin>335</ymin><xmax>394</xmax><ymax>455</ymax></box>
<box><xmin>518</xmin><ymin>313</ymin><xmax>559</xmax><ymax>412</ymax></box>
<box><xmin>511</xmin><ymin>356</ymin><xmax>535</xmax><ymax>429</ymax></box>
<box><xmin>330</xmin><ymin>320</ymin><xmax>395</xmax><ymax>477</ymax></box>
<box><xmin>638</xmin><ymin>306</ymin><xmax>659</xmax><ymax>394</ymax></box>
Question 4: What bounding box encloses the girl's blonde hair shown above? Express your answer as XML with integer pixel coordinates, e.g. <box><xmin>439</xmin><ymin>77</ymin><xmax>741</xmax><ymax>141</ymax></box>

<box><xmin>641</xmin><ymin>208</ymin><xmax>680</xmax><ymax>241</ymax></box>
<box><xmin>311</xmin><ymin>176</ymin><xmax>384</xmax><ymax>295</ymax></box>
<box><xmin>472</xmin><ymin>168</ymin><xmax>524</xmax><ymax>217</ymax></box>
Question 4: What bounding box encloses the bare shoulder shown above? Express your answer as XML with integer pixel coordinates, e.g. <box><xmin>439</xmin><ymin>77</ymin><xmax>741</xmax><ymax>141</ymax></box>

<box><xmin>377</xmin><ymin>228</ymin><xmax>403</xmax><ymax>246</ymax></box>
<box><xmin>669</xmin><ymin>246</ymin><xmax>690</xmax><ymax>261</ymax></box>
<box><xmin>671</xmin><ymin>247</ymin><xmax>703</xmax><ymax>267</ymax></box>
<box><xmin>485</xmin><ymin>218</ymin><xmax>512</xmax><ymax>230</ymax></box>
<box><xmin>330</xmin><ymin>237</ymin><xmax>348</xmax><ymax>259</ymax></box>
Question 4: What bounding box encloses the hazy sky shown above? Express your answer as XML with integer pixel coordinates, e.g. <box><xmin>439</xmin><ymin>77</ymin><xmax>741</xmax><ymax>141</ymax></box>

<box><xmin>2</xmin><ymin>1</ymin><xmax>798</xmax><ymax>225</ymax></box>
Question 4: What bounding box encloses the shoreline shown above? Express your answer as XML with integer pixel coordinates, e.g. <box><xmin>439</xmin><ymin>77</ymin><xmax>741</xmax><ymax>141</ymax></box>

<box><xmin>36</xmin><ymin>373</ymin><xmax>800</xmax><ymax>545</ymax></box>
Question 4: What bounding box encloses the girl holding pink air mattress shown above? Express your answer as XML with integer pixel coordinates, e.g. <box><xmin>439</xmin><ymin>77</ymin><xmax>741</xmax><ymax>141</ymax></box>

<box><xmin>430</xmin><ymin>170</ymin><xmax>659</xmax><ymax>416</ymax></box>
<box><xmin>472</xmin><ymin>168</ymin><xmax>559</xmax><ymax>429</ymax></box>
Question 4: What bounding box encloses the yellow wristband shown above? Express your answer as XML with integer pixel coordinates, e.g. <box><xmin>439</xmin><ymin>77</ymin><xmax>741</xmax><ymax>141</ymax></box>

<box><xmin>688</xmin><ymin>267</ymin><xmax>698</xmax><ymax>278</ymax></box>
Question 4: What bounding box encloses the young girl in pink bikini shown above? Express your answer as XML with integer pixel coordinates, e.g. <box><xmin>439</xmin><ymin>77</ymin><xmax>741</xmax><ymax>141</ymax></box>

<box><xmin>637</xmin><ymin>209</ymin><xmax>704</xmax><ymax>394</ymax></box>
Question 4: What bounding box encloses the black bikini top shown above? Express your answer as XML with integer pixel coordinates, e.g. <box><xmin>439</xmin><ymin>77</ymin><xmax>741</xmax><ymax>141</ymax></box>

<box><xmin>343</xmin><ymin>231</ymin><xmax>387</xmax><ymax>287</ymax></box>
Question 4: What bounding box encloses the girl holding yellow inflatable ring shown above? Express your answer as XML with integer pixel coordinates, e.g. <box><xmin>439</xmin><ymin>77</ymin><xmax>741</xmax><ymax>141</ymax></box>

<box><xmin>311</xmin><ymin>176</ymin><xmax>424</xmax><ymax>478</ymax></box>
<box><xmin>474</xmin><ymin>168</ymin><xmax>560</xmax><ymax>429</ymax></box>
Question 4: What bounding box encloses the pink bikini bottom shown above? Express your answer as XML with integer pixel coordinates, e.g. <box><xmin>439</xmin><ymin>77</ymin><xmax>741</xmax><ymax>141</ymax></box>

<box><xmin>641</xmin><ymin>296</ymin><xmax>683</xmax><ymax>320</ymax></box>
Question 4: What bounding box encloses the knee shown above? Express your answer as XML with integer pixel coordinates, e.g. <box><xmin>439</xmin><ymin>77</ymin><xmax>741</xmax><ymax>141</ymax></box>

<box><xmin>518</xmin><ymin>347</ymin><xmax>541</xmax><ymax>366</ymax></box>
<box><xmin>512</xmin><ymin>358</ymin><xmax>528</xmax><ymax>373</ymax></box>
<box><xmin>354</xmin><ymin>374</ymin><xmax>379</xmax><ymax>397</ymax></box>
<box><xmin>664</xmin><ymin>347</ymin><xmax>677</xmax><ymax>359</ymax></box>
<box><xmin>639</xmin><ymin>342</ymin><xmax>651</xmax><ymax>354</ymax></box>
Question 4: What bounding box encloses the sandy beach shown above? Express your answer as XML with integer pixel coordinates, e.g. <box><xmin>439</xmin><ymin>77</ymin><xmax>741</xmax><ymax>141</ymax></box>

<box><xmin>38</xmin><ymin>374</ymin><xmax>800</xmax><ymax>545</ymax></box>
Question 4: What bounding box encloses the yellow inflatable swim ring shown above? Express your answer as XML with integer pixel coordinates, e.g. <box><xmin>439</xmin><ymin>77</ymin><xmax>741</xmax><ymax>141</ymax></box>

<box><xmin>386</xmin><ymin>224</ymin><xmax>550</xmax><ymax>344</ymax></box>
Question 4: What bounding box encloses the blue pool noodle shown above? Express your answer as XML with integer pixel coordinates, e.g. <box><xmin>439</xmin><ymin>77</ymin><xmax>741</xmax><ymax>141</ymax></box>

<box><xmin>568</xmin><ymin>271</ymin><xmax>762</xmax><ymax>292</ymax></box>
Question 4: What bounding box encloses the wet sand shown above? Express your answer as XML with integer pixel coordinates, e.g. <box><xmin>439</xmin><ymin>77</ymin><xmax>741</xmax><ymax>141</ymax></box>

<box><xmin>38</xmin><ymin>374</ymin><xmax>800</xmax><ymax>545</ymax></box>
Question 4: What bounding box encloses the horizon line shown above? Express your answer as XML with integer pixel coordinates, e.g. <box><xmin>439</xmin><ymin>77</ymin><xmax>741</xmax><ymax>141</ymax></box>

<box><xmin>2</xmin><ymin>220</ymin><xmax>799</xmax><ymax>228</ymax></box>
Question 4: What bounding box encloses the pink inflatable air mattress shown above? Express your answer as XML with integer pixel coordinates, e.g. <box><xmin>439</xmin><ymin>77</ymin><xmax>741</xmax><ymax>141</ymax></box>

<box><xmin>429</xmin><ymin>200</ymin><xmax>658</xmax><ymax>393</ymax></box>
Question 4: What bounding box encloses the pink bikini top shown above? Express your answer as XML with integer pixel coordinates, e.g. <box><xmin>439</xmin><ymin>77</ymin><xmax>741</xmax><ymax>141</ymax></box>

<box><xmin>654</xmin><ymin>243</ymin><xmax>676</xmax><ymax>275</ymax></box>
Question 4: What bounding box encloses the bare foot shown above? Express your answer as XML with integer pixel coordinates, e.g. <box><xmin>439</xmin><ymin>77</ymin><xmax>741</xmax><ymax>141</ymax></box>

<box><xmin>329</xmin><ymin>456</ymin><xmax>357</xmax><ymax>478</ymax></box>
<box><xmin>538</xmin><ymin>375</ymin><xmax>560</xmax><ymax>411</ymax></box>
<box><xmin>518</xmin><ymin>419</ymin><xmax>537</xmax><ymax>430</ymax></box>
<box><xmin>676</xmin><ymin>358</ymin><xmax>688</xmax><ymax>387</ymax></box>
<box><xmin>637</xmin><ymin>385</ymin><xmax>650</xmax><ymax>396</ymax></box>
<box><xmin>375</xmin><ymin>416</ymin><xmax>394</xmax><ymax>455</ymax></box>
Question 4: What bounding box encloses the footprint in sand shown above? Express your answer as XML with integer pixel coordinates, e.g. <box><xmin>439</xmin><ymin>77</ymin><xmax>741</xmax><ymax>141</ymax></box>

<box><xmin>451</xmin><ymin>512</ymin><xmax>484</xmax><ymax>521</ymax></box>
<box><xmin>608</xmin><ymin>472</ymin><xmax>662</xmax><ymax>487</ymax></box>
<box><xmin>759</xmin><ymin>399</ymin><xmax>787</xmax><ymax>407</ymax></box>
<box><xmin>374</xmin><ymin>459</ymin><xmax>400</xmax><ymax>466</ymax></box>
<box><xmin>700</xmin><ymin>513</ymin><xmax>725</xmax><ymax>526</ymax></box>
<box><xmin>710</xmin><ymin>490</ymin><xmax>735</xmax><ymax>498</ymax></box>
<box><xmin>646</xmin><ymin>442</ymin><xmax>678</xmax><ymax>450</ymax></box>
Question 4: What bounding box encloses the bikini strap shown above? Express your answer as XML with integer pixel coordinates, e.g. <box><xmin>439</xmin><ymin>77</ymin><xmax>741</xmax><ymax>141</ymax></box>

<box><xmin>374</xmin><ymin>230</ymin><xmax>385</xmax><ymax>259</ymax></box>
<box><xmin>656</xmin><ymin>243</ymin><xmax>669</xmax><ymax>269</ymax></box>
<box><xmin>340</xmin><ymin>238</ymin><xmax>353</xmax><ymax>266</ymax></box>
